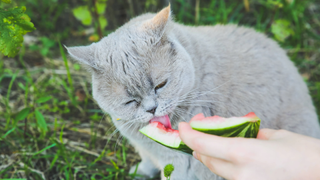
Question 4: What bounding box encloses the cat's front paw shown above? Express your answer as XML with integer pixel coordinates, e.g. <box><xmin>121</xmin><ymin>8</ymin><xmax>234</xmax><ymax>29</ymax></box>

<box><xmin>129</xmin><ymin>163</ymin><xmax>160</xmax><ymax>179</ymax></box>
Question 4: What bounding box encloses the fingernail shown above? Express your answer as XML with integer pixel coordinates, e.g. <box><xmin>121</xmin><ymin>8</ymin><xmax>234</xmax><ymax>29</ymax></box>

<box><xmin>193</xmin><ymin>151</ymin><xmax>198</xmax><ymax>160</ymax></box>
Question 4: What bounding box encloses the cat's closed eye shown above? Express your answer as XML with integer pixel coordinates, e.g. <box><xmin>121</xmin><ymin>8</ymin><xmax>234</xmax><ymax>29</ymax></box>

<box><xmin>155</xmin><ymin>80</ymin><xmax>167</xmax><ymax>92</ymax></box>
<box><xmin>125</xmin><ymin>100</ymin><xmax>137</xmax><ymax>105</ymax></box>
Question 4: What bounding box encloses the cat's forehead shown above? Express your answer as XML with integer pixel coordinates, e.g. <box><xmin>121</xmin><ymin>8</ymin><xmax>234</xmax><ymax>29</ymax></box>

<box><xmin>98</xmin><ymin>32</ymin><xmax>169</xmax><ymax>76</ymax></box>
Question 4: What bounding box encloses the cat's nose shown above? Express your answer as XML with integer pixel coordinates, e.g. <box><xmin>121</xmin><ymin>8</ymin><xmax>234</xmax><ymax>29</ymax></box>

<box><xmin>146</xmin><ymin>105</ymin><xmax>157</xmax><ymax>115</ymax></box>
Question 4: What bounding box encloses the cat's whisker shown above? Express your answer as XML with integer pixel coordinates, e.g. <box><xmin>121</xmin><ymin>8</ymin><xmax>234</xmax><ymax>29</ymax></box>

<box><xmin>106</xmin><ymin>120</ymin><xmax>137</xmax><ymax>145</ymax></box>
<box><xmin>98</xmin><ymin>113</ymin><xmax>107</xmax><ymax>127</ymax></box>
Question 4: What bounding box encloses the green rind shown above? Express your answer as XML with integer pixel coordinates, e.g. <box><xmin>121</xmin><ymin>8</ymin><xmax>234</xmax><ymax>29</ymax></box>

<box><xmin>155</xmin><ymin>141</ymin><xmax>193</xmax><ymax>155</ymax></box>
<box><xmin>139</xmin><ymin>128</ymin><xmax>193</xmax><ymax>155</ymax></box>
<box><xmin>192</xmin><ymin>120</ymin><xmax>260</xmax><ymax>138</ymax></box>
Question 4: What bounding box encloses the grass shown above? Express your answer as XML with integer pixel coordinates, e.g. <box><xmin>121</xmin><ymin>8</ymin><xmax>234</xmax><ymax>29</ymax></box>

<box><xmin>1</xmin><ymin>0</ymin><xmax>320</xmax><ymax>179</ymax></box>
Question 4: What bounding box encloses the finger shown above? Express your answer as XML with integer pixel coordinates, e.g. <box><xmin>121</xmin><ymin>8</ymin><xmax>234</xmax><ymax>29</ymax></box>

<box><xmin>190</xmin><ymin>113</ymin><xmax>206</xmax><ymax>121</ymax></box>
<box><xmin>193</xmin><ymin>151</ymin><xmax>236</xmax><ymax>180</ymax></box>
<box><xmin>179</xmin><ymin>122</ymin><xmax>236</xmax><ymax>160</ymax></box>
<box><xmin>257</xmin><ymin>128</ymin><xmax>277</xmax><ymax>140</ymax></box>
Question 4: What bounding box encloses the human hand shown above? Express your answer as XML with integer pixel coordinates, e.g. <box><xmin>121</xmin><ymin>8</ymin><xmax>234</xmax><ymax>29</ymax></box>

<box><xmin>179</xmin><ymin>122</ymin><xmax>320</xmax><ymax>180</ymax></box>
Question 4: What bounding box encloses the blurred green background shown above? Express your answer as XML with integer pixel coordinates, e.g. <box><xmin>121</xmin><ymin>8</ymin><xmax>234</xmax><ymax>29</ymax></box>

<box><xmin>1</xmin><ymin>0</ymin><xmax>320</xmax><ymax>179</ymax></box>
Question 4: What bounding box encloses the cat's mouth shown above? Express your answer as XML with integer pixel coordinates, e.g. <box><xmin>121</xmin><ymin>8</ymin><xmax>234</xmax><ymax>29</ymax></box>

<box><xmin>149</xmin><ymin>115</ymin><xmax>171</xmax><ymax>129</ymax></box>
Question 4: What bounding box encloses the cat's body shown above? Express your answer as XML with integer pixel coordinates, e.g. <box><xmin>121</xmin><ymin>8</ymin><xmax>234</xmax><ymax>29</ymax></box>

<box><xmin>67</xmin><ymin>5</ymin><xmax>320</xmax><ymax>180</ymax></box>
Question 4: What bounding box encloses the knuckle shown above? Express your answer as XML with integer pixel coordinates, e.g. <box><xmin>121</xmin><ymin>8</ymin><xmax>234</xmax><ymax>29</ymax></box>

<box><xmin>275</xmin><ymin>129</ymin><xmax>290</xmax><ymax>137</ymax></box>
<box><xmin>203</xmin><ymin>158</ymin><xmax>215</xmax><ymax>172</ymax></box>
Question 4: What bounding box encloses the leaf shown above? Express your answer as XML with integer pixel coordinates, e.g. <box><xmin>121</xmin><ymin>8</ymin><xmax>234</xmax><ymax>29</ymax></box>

<box><xmin>271</xmin><ymin>19</ymin><xmax>294</xmax><ymax>42</ymax></box>
<box><xmin>164</xmin><ymin>164</ymin><xmax>174</xmax><ymax>178</ymax></box>
<box><xmin>99</xmin><ymin>16</ymin><xmax>108</xmax><ymax>29</ymax></box>
<box><xmin>96</xmin><ymin>2</ymin><xmax>107</xmax><ymax>15</ymax></box>
<box><xmin>88</xmin><ymin>34</ymin><xmax>99</xmax><ymax>42</ymax></box>
<box><xmin>15</xmin><ymin>107</ymin><xmax>31</xmax><ymax>121</ymax></box>
<box><xmin>266</xmin><ymin>0</ymin><xmax>283</xmax><ymax>8</ymax></box>
<box><xmin>73</xmin><ymin>63</ymin><xmax>80</xmax><ymax>70</ymax></box>
<box><xmin>40</xmin><ymin>37</ymin><xmax>56</xmax><ymax>48</ymax></box>
<box><xmin>0</xmin><ymin>6</ymin><xmax>36</xmax><ymax>57</ymax></box>
<box><xmin>40</xmin><ymin>47</ymin><xmax>49</xmax><ymax>56</ymax></box>
<box><xmin>35</xmin><ymin>109</ymin><xmax>48</xmax><ymax>132</ymax></box>
<box><xmin>18</xmin><ymin>82</ymin><xmax>25</xmax><ymax>90</ymax></box>
<box><xmin>1</xmin><ymin>0</ymin><xmax>11</xmax><ymax>3</ymax></box>
<box><xmin>72</xmin><ymin>6</ymin><xmax>92</xmax><ymax>26</ymax></box>
<box><xmin>36</xmin><ymin>96</ymin><xmax>52</xmax><ymax>103</ymax></box>
<box><xmin>33</xmin><ymin>143</ymin><xmax>56</xmax><ymax>156</ymax></box>
<box><xmin>1</xmin><ymin>127</ymin><xmax>15</xmax><ymax>140</ymax></box>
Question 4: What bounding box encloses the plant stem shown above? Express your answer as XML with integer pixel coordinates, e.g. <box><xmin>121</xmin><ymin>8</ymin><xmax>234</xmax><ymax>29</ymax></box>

<box><xmin>243</xmin><ymin>0</ymin><xmax>250</xmax><ymax>12</ymax></box>
<box><xmin>195</xmin><ymin>0</ymin><xmax>200</xmax><ymax>24</ymax></box>
<box><xmin>91</xmin><ymin>0</ymin><xmax>103</xmax><ymax>39</ymax></box>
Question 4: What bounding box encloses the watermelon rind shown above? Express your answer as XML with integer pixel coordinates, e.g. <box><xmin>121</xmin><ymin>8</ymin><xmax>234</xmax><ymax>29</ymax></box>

<box><xmin>139</xmin><ymin>123</ymin><xmax>193</xmax><ymax>154</ymax></box>
<box><xmin>192</xmin><ymin>120</ymin><xmax>260</xmax><ymax>138</ymax></box>
<box><xmin>190</xmin><ymin>113</ymin><xmax>261</xmax><ymax>138</ymax></box>
<box><xmin>139</xmin><ymin>123</ymin><xmax>181</xmax><ymax>148</ymax></box>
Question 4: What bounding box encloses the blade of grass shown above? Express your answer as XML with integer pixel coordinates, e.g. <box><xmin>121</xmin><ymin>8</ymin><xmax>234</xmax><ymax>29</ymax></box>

<box><xmin>0</xmin><ymin>127</ymin><xmax>15</xmax><ymax>140</ymax></box>
<box><xmin>35</xmin><ymin>109</ymin><xmax>48</xmax><ymax>133</ymax></box>
<box><xmin>4</xmin><ymin>71</ymin><xmax>19</xmax><ymax>129</ymax></box>
<box><xmin>122</xmin><ymin>138</ymin><xmax>127</xmax><ymax>167</ymax></box>
<box><xmin>5</xmin><ymin>70</ymin><xmax>19</xmax><ymax>111</ymax></box>
<box><xmin>59</xmin><ymin>41</ymin><xmax>76</xmax><ymax>105</ymax></box>
<box><xmin>33</xmin><ymin>143</ymin><xmax>56</xmax><ymax>156</ymax></box>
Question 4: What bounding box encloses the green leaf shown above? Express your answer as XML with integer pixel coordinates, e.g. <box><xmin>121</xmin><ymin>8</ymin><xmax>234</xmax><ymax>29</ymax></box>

<box><xmin>15</xmin><ymin>107</ymin><xmax>30</xmax><ymax>121</ymax></box>
<box><xmin>35</xmin><ymin>109</ymin><xmax>48</xmax><ymax>132</ymax></box>
<box><xmin>271</xmin><ymin>19</ymin><xmax>294</xmax><ymax>42</ymax></box>
<box><xmin>0</xmin><ymin>6</ymin><xmax>36</xmax><ymax>57</ymax></box>
<box><xmin>36</xmin><ymin>96</ymin><xmax>52</xmax><ymax>103</ymax></box>
<box><xmin>73</xmin><ymin>63</ymin><xmax>80</xmax><ymax>70</ymax></box>
<box><xmin>99</xmin><ymin>16</ymin><xmax>108</xmax><ymax>29</ymax></box>
<box><xmin>110</xmin><ymin>159</ymin><xmax>119</xmax><ymax>170</ymax></box>
<box><xmin>1</xmin><ymin>0</ymin><xmax>12</xmax><ymax>4</ymax></box>
<box><xmin>96</xmin><ymin>2</ymin><xmax>107</xmax><ymax>14</ymax></box>
<box><xmin>40</xmin><ymin>37</ymin><xmax>56</xmax><ymax>48</ymax></box>
<box><xmin>90</xmin><ymin>113</ymin><xmax>102</xmax><ymax>121</ymax></box>
<box><xmin>1</xmin><ymin>127</ymin><xmax>15</xmax><ymax>140</ymax></box>
<box><xmin>18</xmin><ymin>82</ymin><xmax>25</xmax><ymax>90</ymax></box>
<box><xmin>40</xmin><ymin>47</ymin><xmax>49</xmax><ymax>56</ymax></box>
<box><xmin>72</xmin><ymin>6</ymin><xmax>92</xmax><ymax>26</ymax></box>
<box><xmin>266</xmin><ymin>0</ymin><xmax>283</xmax><ymax>8</ymax></box>
<box><xmin>33</xmin><ymin>143</ymin><xmax>56</xmax><ymax>156</ymax></box>
<box><xmin>164</xmin><ymin>164</ymin><xmax>174</xmax><ymax>178</ymax></box>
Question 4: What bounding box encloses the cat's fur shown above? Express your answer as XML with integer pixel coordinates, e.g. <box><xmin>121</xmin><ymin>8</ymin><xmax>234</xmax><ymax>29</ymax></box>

<box><xmin>66</xmin><ymin>5</ymin><xmax>320</xmax><ymax>180</ymax></box>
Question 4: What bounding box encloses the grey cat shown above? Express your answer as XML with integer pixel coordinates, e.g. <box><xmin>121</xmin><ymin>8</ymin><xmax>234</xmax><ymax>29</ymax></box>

<box><xmin>66</xmin><ymin>5</ymin><xmax>320</xmax><ymax>180</ymax></box>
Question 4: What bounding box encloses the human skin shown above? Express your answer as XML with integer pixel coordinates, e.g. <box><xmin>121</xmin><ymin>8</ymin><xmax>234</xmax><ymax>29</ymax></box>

<box><xmin>179</xmin><ymin>122</ymin><xmax>320</xmax><ymax>180</ymax></box>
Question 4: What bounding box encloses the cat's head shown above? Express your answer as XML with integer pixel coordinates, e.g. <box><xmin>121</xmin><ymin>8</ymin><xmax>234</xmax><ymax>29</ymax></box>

<box><xmin>66</xmin><ymin>5</ymin><xmax>195</xmax><ymax>128</ymax></box>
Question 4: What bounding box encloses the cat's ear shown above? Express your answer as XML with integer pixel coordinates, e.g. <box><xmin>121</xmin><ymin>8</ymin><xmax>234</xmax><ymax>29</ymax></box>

<box><xmin>141</xmin><ymin>4</ymin><xmax>171</xmax><ymax>43</ymax></box>
<box><xmin>65</xmin><ymin>43</ymin><xmax>99</xmax><ymax>69</ymax></box>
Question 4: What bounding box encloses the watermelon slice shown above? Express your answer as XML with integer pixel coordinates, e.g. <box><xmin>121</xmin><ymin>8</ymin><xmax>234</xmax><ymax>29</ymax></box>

<box><xmin>190</xmin><ymin>112</ymin><xmax>260</xmax><ymax>138</ymax></box>
<box><xmin>139</xmin><ymin>121</ymin><xmax>193</xmax><ymax>154</ymax></box>
<box><xmin>139</xmin><ymin>112</ymin><xmax>261</xmax><ymax>155</ymax></box>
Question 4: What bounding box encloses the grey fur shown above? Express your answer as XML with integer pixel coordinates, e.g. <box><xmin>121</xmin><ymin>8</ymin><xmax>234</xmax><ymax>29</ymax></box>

<box><xmin>66</xmin><ymin>5</ymin><xmax>320</xmax><ymax>180</ymax></box>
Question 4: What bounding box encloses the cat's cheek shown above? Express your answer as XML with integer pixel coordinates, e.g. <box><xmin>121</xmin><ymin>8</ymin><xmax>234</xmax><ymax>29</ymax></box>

<box><xmin>178</xmin><ymin>70</ymin><xmax>195</xmax><ymax>95</ymax></box>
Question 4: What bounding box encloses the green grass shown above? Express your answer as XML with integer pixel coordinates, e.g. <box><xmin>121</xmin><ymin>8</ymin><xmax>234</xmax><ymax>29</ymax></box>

<box><xmin>1</xmin><ymin>0</ymin><xmax>320</xmax><ymax>179</ymax></box>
